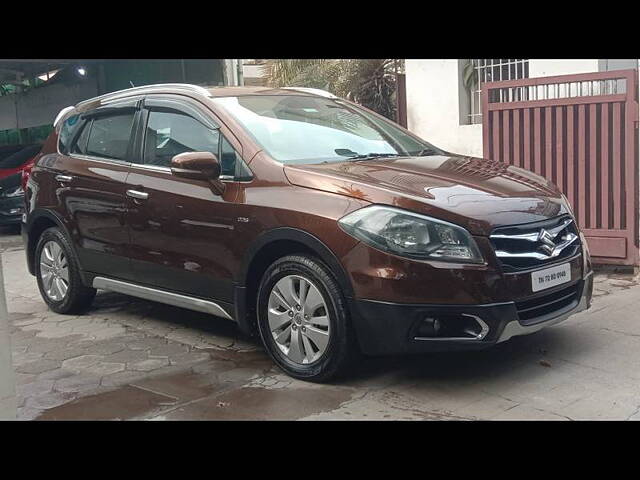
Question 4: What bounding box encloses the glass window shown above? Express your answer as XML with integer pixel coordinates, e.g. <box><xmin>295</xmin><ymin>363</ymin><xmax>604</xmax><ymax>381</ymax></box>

<box><xmin>212</xmin><ymin>95</ymin><xmax>442</xmax><ymax>164</ymax></box>
<box><xmin>85</xmin><ymin>113</ymin><xmax>135</xmax><ymax>160</ymax></box>
<box><xmin>466</xmin><ymin>59</ymin><xmax>529</xmax><ymax>124</ymax></box>
<box><xmin>219</xmin><ymin>136</ymin><xmax>253</xmax><ymax>180</ymax></box>
<box><xmin>71</xmin><ymin>121</ymin><xmax>92</xmax><ymax>155</ymax></box>
<box><xmin>144</xmin><ymin>110</ymin><xmax>220</xmax><ymax>167</ymax></box>
<box><xmin>58</xmin><ymin>114</ymin><xmax>81</xmax><ymax>154</ymax></box>
<box><xmin>219</xmin><ymin>136</ymin><xmax>236</xmax><ymax>177</ymax></box>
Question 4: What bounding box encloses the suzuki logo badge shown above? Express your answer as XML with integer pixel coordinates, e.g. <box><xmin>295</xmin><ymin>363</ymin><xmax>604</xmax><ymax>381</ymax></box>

<box><xmin>538</xmin><ymin>228</ymin><xmax>556</xmax><ymax>255</ymax></box>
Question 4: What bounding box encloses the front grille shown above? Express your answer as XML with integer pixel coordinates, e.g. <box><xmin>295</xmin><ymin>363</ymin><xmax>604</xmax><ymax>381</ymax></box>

<box><xmin>489</xmin><ymin>215</ymin><xmax>581</xmax><ymax>272</ymax></box>
<box><xmin>515</xmin><ymin>282</ymin><xmax>581</xmax><ymax>325</ymax></box>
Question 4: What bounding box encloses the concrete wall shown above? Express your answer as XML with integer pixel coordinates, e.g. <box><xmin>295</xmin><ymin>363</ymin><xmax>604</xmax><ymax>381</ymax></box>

<box><xmin>405</xmin><ymin>59</ymin><xmax>632</xmax><ymax>158</ymax></box>
<box><xmin>528</xmin><ymin>59</ymin><xmax>599</xmax><ymax>78</ymax></box>
<box><xmin>0</xmin><ymin>80</ymin><xmax>99</xmax><ymax>131</ymax></box>
<box><xmin>406</xmin><ymin>60</ymin><xmax>483</xmax><ymax>156</ymax></box>
<box><xmin>242</xmin><ymin>63</ymin><xmax>267</xmax><ymax>86</ymax></box>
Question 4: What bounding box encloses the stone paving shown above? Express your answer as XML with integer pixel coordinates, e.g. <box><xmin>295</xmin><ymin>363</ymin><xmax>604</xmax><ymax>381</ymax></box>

<box><xmin>2</xmin><ymin>234</ymin><xmax>263</xmax><ymax>420</ymax></box>
<box><xmin>3</xmin><ymin>228</ymin><xmax>640</xmax><ymax>420</ymax></box>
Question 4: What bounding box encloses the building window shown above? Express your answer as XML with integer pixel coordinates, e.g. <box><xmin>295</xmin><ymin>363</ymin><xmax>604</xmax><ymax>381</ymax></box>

<box><xmin>466</xmin><ymin>59</ymin><xmax>529</xmax><ymax>124</ymax></box>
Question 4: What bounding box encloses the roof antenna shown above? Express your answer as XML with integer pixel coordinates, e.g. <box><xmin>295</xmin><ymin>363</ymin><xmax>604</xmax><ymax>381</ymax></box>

<box><xmin>129</xmin><ymin>81</ymin><xmax>135</xmax><ymax>88</ymax></box>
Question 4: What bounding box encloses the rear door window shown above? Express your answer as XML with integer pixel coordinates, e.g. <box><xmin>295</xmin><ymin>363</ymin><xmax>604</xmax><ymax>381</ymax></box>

<box><xmin>84</xmin><ymin>113</ymin><xmax>135</xmax><ymax>161</ymax></box>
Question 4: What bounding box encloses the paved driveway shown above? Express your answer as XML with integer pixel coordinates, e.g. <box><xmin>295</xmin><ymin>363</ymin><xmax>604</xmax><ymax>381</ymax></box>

<box><xmin>3</xmin><ymin>228</ymin><xmax>640</xmax><ymax>420</ymax></box>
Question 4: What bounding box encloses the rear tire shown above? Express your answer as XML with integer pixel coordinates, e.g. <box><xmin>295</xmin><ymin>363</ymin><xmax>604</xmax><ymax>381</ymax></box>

<box><xmin>35</xmin><ymin>227</ymin><xmax>96</xmax><ymax>314</ymax></box>
<box><xmin>256</xmin><ymin>254</ymin><xmax>354</xmax><ymax>382</ymax></box>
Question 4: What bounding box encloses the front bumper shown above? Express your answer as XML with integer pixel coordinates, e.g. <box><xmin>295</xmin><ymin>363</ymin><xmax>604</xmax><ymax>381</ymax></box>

<box><xmin>349</xmin><ymin>271</ymin><xmax>593</xmax><ymax>356</ymax></box>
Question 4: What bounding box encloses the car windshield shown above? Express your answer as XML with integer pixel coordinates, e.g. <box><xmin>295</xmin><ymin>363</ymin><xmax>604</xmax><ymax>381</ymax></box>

<box><xmin>211</xmin><ymin>95</ymin><xmax>444</xmax><ymax>164</ymax></box>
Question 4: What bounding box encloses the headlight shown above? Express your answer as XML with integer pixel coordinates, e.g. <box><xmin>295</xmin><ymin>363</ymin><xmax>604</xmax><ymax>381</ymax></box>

<box><xmin>338</xmin><ymin>205</ymin><xmax>484</xmax><ymax>264</ymax></box>
<box><xmin>2</xmin><ymin>186</ymin><xmax>24</xmax><ymax>198</ymax></box>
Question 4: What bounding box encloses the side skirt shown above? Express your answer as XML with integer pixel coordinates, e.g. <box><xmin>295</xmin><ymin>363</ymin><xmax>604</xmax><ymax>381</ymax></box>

<box><xmin>92</xmin><ymin>276</ymin><xmax>234</xmax><ymax>321</ymax></box>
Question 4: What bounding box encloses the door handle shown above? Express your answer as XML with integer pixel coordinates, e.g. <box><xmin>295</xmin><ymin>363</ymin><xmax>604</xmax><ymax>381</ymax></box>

<box><xmin>55</xmin><ymin>174</ymin><xmax>73</xmax><ymax>183</ymax></box>
<box><xmin>126</xmin><ymin>189</ymin><xmax>149</xmax><ymax>200</ymax></box>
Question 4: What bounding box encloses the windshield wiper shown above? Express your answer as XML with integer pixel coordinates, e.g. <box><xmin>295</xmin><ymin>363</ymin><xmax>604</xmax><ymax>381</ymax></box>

<box><xmin>414</xmin><ymin>148</ymin><xmax>441</xmax><ymax>156</ymax></box>
<box><xmin>347</xmin><ymin>153</ymin><xmax>403</xmax><ymax>161</ymax></box>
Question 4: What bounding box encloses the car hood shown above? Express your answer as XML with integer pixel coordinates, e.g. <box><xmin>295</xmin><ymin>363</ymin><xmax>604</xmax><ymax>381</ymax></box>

<box><xmin>283</xmin><ymin>155</ymin><xmax>570</xmax><ymax>236</ymax></box>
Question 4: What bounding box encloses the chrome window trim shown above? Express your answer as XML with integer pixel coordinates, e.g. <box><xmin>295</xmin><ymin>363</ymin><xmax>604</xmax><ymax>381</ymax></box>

<box><xmin>67</xmin><ymin>153</ymin><xmax>132</xmax><ymax>167</ymax></box>
<box><xmin>129</xmin><ymin>163</ymin><xmax>171</xmax><ymax>173</ymax></box>
<box><xmin>126</xmin><ymin>163</ymin><xmax>252</xmax><ymax>183</ymax></box>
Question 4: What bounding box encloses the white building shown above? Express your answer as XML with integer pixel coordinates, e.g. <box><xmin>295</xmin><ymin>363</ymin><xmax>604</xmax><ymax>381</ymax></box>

<box><xmin>405</xmin><ymin>59</ymin><xmax>639</xmax><ymax>157</ymax></box>
<box><xmin>242</xmin><ymin>59</ymin><xmax>267</xmax><ymax>86</ymax></box>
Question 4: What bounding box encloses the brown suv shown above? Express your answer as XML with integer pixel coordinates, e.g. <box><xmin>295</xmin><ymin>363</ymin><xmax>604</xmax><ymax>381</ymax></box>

<box><xmin>22</xmin><ymin>84</ymin><xmax>593</xmax><ymax>381</ymax></box>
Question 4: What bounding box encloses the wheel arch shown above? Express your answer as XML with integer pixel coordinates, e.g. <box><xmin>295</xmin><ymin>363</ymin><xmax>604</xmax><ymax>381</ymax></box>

<box><xmin>24</xmin><ymin>209</ymin><xmax>74</xmax><ymax>276</ymax></box>
<box><xmin>235</xmin><ymin>228</ymin><xmax>354</xmax><ymax>336</ymax></box>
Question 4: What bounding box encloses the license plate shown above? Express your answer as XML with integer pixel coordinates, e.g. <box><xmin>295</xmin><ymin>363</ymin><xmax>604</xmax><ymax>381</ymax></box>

<box><xmin>531</xmin><ymin>263</ymin><xmax>571</xmax><ymax>292</ymax></box>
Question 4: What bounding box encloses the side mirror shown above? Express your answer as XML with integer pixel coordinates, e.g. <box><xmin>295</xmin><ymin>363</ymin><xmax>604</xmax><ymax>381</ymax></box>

<box><xmin>171</xmin><ymin>151</ymin><xmax>221</xmax><ymax>181</ymax></box>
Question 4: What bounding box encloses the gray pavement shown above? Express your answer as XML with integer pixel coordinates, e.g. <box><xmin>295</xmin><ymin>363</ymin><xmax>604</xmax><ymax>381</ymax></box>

<box><xmin>3</xmin><ymin>227</ymin><xmax>640</xmax><ymax>420</ymax></box>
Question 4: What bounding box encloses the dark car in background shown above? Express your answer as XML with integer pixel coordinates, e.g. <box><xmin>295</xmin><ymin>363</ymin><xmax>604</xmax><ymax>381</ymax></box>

<box><xmin>0</xmin><ymin>144</ymin><xmax>27</xmax><ymax>162</ymax></box>
<box><xmin>0</xmin><ymin>144</ymin><xmax>41</xmax><ymax>230</ymax></box>
<box><xmin>0</xmin><ymin>172</ymin><xmax>26</xmax><ymax>227</ymax></box>
<box><xmin>0</xmin><ymin>144</ymin><xmax>41</xmax><ymax>180</ymax></box>
<box><xmin>22</xmin><ymin>84</ymin><xmax>593</xmax><ymax>381</ymax></box>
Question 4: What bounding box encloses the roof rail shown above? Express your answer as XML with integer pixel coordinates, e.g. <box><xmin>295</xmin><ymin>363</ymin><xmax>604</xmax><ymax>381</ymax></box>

<box><xmin>282</xmin><ymin>87</ymin><xmax>337</xmax><ymax>99</ymax></box>
<box><xmin>76</xmin><ymin>83</ymin><xmax>212</xmax><ymax>109</ymax></box>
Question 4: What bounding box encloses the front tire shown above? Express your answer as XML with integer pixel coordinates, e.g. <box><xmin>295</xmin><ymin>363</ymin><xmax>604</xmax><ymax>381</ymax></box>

<box><xmin>256</xmin><ymin>255</ymin><xmax>353</xmax><ymax>382</ymax></box>
<box><xmin>35</xmin><ymin>227</ymin><xmax>96</xmax><ymax>314</ymax></box>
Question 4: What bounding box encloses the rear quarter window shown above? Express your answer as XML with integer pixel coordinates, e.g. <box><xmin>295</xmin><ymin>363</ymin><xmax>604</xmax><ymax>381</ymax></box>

<box><xmin>85</xmin><ymin>113</ymin><xmax>135</xmax><ymax>161</ymax></box>
<box><xmin>58</xmin><ymin>114</ymin><xmax>82</xmax><ymax>154</ymax></box>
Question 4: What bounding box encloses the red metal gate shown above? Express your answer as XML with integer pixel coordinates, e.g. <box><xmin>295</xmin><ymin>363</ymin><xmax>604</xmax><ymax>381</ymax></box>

<box><xmin>482</xmin><ymin>69</ymin><xmax>639</xmax><ymax>266</ymax></box>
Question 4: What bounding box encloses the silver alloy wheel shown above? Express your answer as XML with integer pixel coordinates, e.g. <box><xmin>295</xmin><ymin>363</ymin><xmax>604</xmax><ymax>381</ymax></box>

<box><xmin>267</xmin><ymin>274</ymin><xmax>330</xmax><ymax>364</ymax></box>
<box><xmin>39</xmin><ymin>240</ymin><xmax>69</xmax><ymax>302</ymax></box>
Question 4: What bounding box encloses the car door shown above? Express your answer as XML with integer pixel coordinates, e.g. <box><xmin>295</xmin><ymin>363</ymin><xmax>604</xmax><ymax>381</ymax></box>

<box><xmin>54</xmin><ymin>97</ymin><xmax>141</xmax><ymax>280</ymax></box>
<box><xmin>125</xmin><ymin>94</ymin><xmax>249</xmax><ymax>307</ymax></box>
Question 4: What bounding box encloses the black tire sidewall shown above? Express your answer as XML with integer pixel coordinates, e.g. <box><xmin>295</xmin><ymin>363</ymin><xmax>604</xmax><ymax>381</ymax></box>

<box><xmin>257</xmin><ymin>255</ymin><xmax>351</xmax><ymax>382</ymax></box>
<box><xmin>34</xmin><ymin>227</ymin><xmax>93</xmax><ymax>314</ymax></box>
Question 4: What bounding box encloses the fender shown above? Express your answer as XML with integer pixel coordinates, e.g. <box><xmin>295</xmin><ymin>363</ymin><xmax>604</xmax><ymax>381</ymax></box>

<box><xmin>23</xmin><ymin>208</ymin><xmax>78</xmax><ymax>276</ymax></box>
<box><xmin>234</xmin><ymin>227</ymin><xmax>355</xmax><ymax>336</ymax></box>
<box><xmin>238</xmin><ymin>227</ymin><xmax>354</xmax><ymax>297</ymax></box>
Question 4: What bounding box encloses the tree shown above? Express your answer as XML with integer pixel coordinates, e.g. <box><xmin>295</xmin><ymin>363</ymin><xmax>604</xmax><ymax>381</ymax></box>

<box><xmin>262</xmin><ymin>59</ymin><xmax>399</xmax><ymax>121</ymax></box>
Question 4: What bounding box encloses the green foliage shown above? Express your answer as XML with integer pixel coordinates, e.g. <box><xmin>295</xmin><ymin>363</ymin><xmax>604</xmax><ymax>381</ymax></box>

<box><xmin>462</xmin><ymin>60</ymin><xmax>477</xmax><ymax>91</ymax></box>
<box><xmin>263</xmin><ymin>59</ymin><xmax>399</xmax><ymax>120</ymax></box>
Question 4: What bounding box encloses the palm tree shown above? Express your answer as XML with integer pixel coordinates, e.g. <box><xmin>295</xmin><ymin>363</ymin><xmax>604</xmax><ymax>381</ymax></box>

<box><xmin>262</xmin><ymin>59</ymin><xmax>399</xmax><ymax>121</ymax></box>
<box><xmin>262</xmin><ymin>59</ymin><xmax>332</xmax><ymax>89</ymax></box>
